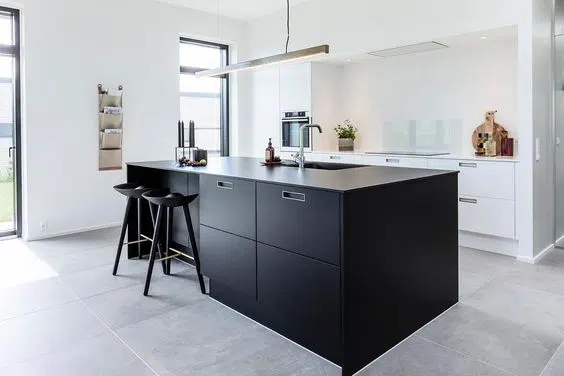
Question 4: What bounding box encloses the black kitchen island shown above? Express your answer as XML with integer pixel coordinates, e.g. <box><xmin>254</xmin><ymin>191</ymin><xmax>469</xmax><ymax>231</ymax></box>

<box><xmin>126</xmin><ymin>157</ymin><xmax>459</xmax><ymax>376</ymax></box>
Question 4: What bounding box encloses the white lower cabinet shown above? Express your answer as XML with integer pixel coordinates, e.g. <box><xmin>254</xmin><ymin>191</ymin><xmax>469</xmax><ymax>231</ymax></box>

<box><xmin>458</xmin><ymin>196</ymin><xmax>515</xmax><ymax>239</ymax></box>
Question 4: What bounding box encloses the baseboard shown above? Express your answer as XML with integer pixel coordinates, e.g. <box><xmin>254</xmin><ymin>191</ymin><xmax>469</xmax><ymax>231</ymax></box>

<box><xmin>517</xmin><ymin>243</ymin><xmax>555</xmax><ymax>264</ymax></box>
<box><xmin>26</xmin><ymin>222</ymin><xmax>121</xmax><ymax>241</ymax></box>
<box><xmin>459</xmin><ymin>231</ymin><xmax>518</xmax><ymax>257</ymax></box>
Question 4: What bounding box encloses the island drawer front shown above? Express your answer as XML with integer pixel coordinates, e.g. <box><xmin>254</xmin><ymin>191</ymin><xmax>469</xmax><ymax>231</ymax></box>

<box><xmin>200</xmin><ymin>225</ymin><xmax>257</xmax><ymax>298</ymax></box>
<box><xmin>200</xmin><ymin>175</ymin><xmax>256</xmax><ymax>240</ymax></box>
<box><xmin>459</xmin><ymin>196</ymin><xmax>515</xmax><ymax>239</ymax></box>
<box><xmin>256</xmin><ymin>182</ymin><xmax>341</xmax><ymax>266</ymax></box>
<box><xmin>257</xmin><ymin>243</ymin><xmax>341</xmax><ymax>364</ymax></box>
<box><xmin>427</xmin><ymin>159</ymin><xmax>515</xmax><ymax>201</ymax></box>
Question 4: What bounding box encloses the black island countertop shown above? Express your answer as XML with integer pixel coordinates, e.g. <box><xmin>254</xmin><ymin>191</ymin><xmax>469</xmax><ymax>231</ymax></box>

<box><xmin>127</xmin><ymin>157</ymin><xmax>455</xmax><ymax>193</ymax></box>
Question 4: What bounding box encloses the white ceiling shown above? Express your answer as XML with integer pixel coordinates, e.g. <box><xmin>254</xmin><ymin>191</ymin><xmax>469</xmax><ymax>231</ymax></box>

<box><xmin>157</xmin><ymin>0</ymin><xmax>310</xmax><ymax>20</ymax></box>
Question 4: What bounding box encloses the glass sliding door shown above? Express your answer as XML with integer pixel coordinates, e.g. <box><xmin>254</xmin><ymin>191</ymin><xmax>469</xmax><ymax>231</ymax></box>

<box><xmin>0</xmin><ymin>8</ymin><xmax>20</xmax><ymax>237</ymax></box>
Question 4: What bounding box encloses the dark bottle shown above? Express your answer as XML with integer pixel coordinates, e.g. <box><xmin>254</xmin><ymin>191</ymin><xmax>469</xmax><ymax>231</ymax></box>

<box><xmin>265</xmin><ymin>138</ymin><xmax>275</xmax><ymax>162</ymax></box>
<box><xmin>475</xmin><ymin>133</ymin><xmax>485</xmax><ymax>156</ymax></box>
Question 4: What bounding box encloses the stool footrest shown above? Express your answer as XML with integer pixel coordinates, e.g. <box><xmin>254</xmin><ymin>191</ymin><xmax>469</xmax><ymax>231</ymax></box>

<box><xmin>123</xmin><ymin>237</ymin><xmax>152</xmax><ymax>246</ymax></box>
<box><xmin>155</xmin><ymin>248</ymin><xmax>195</xmax><ymax>263</ymax></box>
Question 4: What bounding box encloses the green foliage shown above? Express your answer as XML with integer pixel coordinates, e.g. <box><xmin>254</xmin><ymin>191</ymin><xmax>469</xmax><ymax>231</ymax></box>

<box><xmin>334</xmin><ymin>120</ymin><xmax>358</xmax><ymax>140</ymax></box>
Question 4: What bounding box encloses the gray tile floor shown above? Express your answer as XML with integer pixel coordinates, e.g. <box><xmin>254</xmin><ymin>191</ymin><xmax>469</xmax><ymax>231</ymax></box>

<box><xmin>0</xmin><ymin>228</ymin><xmax>564</xmax><ymax>375</ymax></box>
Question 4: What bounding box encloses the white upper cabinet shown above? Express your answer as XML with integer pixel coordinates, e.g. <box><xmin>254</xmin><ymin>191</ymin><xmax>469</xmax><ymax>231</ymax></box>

<box><xmin>279</xmin><ymin>63</ymin><xmax>312</xmax><ymax>111</ymax></box>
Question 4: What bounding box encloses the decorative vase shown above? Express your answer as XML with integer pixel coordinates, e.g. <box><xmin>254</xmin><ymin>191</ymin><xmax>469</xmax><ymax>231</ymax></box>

<box><xmin>338</xmin><ymin>138</ymin><xmax>354</xmax><ymax>152</ymax></box>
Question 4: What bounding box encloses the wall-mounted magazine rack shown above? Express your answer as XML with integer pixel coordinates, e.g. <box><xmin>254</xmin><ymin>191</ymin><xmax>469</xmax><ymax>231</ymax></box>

<box><xmin>98</xmin><ymin>84</ymin><xmax>123</xmax><ymax>170</ymax></box>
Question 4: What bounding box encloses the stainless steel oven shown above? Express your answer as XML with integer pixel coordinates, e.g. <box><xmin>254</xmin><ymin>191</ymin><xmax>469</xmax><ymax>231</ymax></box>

<box><xmin>281</xmin><ymin>111</ymin><xmax>312</xmax><ymax>152</ymax></box>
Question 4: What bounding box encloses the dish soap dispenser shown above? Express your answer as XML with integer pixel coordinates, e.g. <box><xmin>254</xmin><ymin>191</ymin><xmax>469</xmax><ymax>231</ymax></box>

<box><xmin>265</xmin><ymin>138</ymin><xmax>275</xmax><ymax>162</ymax></box>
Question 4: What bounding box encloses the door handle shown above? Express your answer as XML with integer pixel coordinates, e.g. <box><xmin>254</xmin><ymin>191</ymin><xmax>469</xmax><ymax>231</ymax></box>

<box><xmin>217</xmin><ymin>181</ymin><xmax>233</xmax><ymax>190</ymax></box>
<box><xmin>459</xmin><ymin>162</ymin><xmax>477</xmax><ymax>168</ymax></box>
<box><xmin>386</xmin><ymin>158</ymin><xmax>400</xmax><ymax>163</ymax></box>
<box><xmin>8</xmin><ymin>146</ymin><xmax>14</xmax><ymax>158</ymax></box>
<box><xmin>459</xmin><ymin>197</ymin><xmax>478</xmax><ymax>204</ymax></box>
<box><xmin>282</xmin><ymin>191</ymin><xmax>306</xmax><ymax>202</ymax></box>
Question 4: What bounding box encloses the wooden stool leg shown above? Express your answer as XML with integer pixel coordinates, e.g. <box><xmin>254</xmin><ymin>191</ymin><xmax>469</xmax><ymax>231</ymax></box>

<box><xmin>144</xmin><ymin>206</ymin><xmax>163</xmax><ymax>296</ymax></box>
<box><xmin>183</xmin><ymin>204</ymin><xmax>206</xmax><ymax>294</ymax></box>
<box><xmin>165</xmin><ymin>207</ymin><xmax>172</xmax><ymax>275</ymax></box>
<box><xmin>113</xmin><ymin>198</ymin><xmax>132</xmax><ymax>276</ymax></box>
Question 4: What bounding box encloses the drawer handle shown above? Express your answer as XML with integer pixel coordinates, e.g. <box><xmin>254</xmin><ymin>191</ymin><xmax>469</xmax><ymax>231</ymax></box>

<box><xmin>459</xmin><ymin>162</ymin><xmax>477</xmax><ymax>168</ymax></box>
<box><xmin>282</xmin><ymin>191</ymin><xmax>306</xmax><ymax>202</ymax></box>
<box><xmin>329</xmin><ymin>155</ymin><xmax>341</xmax><ymax>160</ymax></box>
<box><xmin>386</xmin><ymin>158</ymin><xmax>400</xmax><ymax>163</ymax></box>
<box><xmin>459</xmin><ymin>198</ymin><xmax>478</xmax><ymax>204</ymax></box>
<box><xmin>217</xmin><ymin>181</ymin><xmax>233</xmax><ymax>190</ymax></box>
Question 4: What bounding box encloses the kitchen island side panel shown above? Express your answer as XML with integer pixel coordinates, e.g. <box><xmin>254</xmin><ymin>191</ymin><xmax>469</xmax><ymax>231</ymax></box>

<box><xmin>342</xmin><ymin>174</ymin><xmax>459</xmax><ymax>376</ymax></box>
<box><xmin>126</xmin><ymin>165</ymin><xmax>200</xmax><ymax>260</ymax></box>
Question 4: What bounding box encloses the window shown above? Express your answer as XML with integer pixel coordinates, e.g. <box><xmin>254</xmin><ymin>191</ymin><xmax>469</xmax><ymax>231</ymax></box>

<box><xmin>180</xmin><ymin>38</ymin><xmax>229</xmax><ymax>156</ymax></box>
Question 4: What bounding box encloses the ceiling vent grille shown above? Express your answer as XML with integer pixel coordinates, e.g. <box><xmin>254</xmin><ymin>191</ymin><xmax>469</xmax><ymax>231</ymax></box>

<box><xmin>367</xmin><ymin>41</ymin><xmax>448</xmax><ymax>58</ymax></box>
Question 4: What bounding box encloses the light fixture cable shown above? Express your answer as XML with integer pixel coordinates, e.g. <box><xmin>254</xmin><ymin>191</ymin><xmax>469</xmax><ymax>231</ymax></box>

<box><xmin>285</xmin><ymin>0</ymin><xmax>290</xmax><ymax>53</ymax></box>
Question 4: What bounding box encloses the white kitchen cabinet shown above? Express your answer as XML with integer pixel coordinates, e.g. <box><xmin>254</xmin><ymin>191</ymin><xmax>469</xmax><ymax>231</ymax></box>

<box><xmin>458</xmin><ymin>195</ymin><xmax>515</xmax><ymax>239</ymax></box>
<box><xmin>279</xmin><ymin>63</ymin><xmax>311</xmax><ymax>111</ymax></box>
<box><xmin>427</xmin><ymin>159</ymin><xmax>515</xmax><ymax>201</ymax></box>
<box><xmin>362</xmin><ymin>155</ymin><xmax>428</xmax><ymax>169</ymax></box>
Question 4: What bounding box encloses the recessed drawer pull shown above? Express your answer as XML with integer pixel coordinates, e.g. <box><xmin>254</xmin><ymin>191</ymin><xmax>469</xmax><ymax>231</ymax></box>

<box><xmin>282</xmin><ymin>191</ymin><xmax>306</xmax><ymax>202</ymax></box>
<box><xmin>329</xmin><ymin>155</ymin><xmax>341</xmax><ymax>160</ymax></box>
<box><xmin>459</xmin><ymin>162</ymin><xmax>477</xmax><ymax>168</ymax></box>
<box><xmin>459</xmin><ymin>198</ymin><xmax>478</xmax><ymax>204</ymax></box>
<box><xmin>386</xmin><ymin>158</ymin><xmax>400</xmax><ymax>163</ymax></box>
<box><xmin>217</xmin><ymin>181</ymin><xmax>233</xmax><ymax>190</ymax></box>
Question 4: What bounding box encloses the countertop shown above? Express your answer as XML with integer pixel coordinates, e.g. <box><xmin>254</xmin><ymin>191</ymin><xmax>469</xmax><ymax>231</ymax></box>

<box><xmin>127</xmin><ymin>157</ymin><xmax>456</xmax><ymax>193</ymax></box>
<box><xmin>298</xmin><ymin>150</ymin><xmax>519</xmax><ymax>163</ymax></box>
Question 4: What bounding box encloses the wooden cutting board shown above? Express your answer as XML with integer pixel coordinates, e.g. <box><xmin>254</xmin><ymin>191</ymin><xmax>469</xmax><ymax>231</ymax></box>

<box><xmin>472</xmin><ymin>112</ymin><xmax>508</xmax><ymax>155</ymax></box>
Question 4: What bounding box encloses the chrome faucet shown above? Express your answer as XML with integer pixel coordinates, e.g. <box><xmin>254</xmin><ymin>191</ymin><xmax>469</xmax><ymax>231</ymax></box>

<box><xmin>294</xmin><ymin>124</ymin><xmax>323</xmax><ymax>170</ymax></box>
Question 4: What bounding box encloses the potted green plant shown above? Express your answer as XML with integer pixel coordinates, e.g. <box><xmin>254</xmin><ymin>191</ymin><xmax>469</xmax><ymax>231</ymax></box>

<box><xmin>334</xmin><ymin>120</ymin><xmax>358</xmax><ymax>151</ymax></box>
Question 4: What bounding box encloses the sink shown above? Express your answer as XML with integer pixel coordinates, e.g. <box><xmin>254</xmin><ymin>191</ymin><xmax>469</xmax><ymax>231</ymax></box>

<box><xmin>281</xmin><ymin>161</ymin><xmax>366</xmax><ymax>170</ymax></box>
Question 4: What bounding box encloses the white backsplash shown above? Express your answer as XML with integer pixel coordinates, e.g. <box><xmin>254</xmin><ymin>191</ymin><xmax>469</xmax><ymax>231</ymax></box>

<box><xmin>381</xmin><ymin>119</ymin><xmax>464</xmax><ymax>153</ymax></box>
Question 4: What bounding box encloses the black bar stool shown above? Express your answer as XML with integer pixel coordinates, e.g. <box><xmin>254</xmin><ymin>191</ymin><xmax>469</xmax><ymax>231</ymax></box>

<box><xmin>112</xmin><ymin>183</ymin><xmax>168</xmax><ymax>275</ymax></box>
<box><xmin>141</xmin><ymin>190</ymin><xmax>205</xmax><ymax>296</ymax></box>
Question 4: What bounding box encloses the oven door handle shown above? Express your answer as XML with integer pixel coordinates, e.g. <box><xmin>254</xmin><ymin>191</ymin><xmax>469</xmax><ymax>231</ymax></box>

<box><xmin>281</xmin><ymin>117</ymin><xmax>310</xmax><ymax>122</ymax></box>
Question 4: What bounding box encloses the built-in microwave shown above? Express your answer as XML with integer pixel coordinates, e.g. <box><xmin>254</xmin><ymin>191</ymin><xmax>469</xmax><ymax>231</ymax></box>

<box><xmin>281</xmin><ymin>111</ymin><xmax>312</xmax><ymax>152</ymax></box>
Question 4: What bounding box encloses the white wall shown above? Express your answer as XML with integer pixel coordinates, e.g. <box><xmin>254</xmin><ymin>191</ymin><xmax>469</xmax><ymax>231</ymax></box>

<box><xmin>531</xmin><ymin>0</ymin><xmax>555</xmax><ymax>256</ymax></box>
<box><xmin>15</xmin><ymin>0</ymin><xmax>247</xmax><ymax>240</ymax></box>
<box><xmin>337</xmin><ymin>39</ymin><xmax>518</xmax><ymax>154</ymax></box>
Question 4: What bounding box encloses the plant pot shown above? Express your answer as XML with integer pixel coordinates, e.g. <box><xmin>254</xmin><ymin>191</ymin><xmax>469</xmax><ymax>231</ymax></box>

<box><xmin>338</xmin><ymin>138</ymin><xmax>354</xmax><ymax>152</ymax></box>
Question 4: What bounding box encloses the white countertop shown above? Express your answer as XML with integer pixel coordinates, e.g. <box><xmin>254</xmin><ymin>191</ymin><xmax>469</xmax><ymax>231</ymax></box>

<box><xmin>300</xmin><ymin>150</ymin><xmax>519</xmax><ymax>163</ymax></box>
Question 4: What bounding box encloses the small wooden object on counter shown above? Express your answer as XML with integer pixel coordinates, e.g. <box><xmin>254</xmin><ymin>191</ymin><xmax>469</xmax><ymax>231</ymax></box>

<box><xmin>472</xmin><ymin>110</ymin><xmax>508</xmax><ymax>156</ymax></box>
<box><xmin>98</xmin><ymin>84</ymin><xmax>123</xmax><ymax>171</ymax></box>
<box><xmin>501</xmin><ymin>138</ymin><xmax>514</xmax><ymax>157</ymax></box>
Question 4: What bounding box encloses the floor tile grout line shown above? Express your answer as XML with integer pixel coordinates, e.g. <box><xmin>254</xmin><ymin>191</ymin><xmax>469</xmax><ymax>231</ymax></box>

<box><xmin>538</xmin><ymin>340</ymin><xmax>564</xmax><ymax>376</ymax></box>
<box><xmin>71</xmin><ymin>290</ymin><xmax>162</xmax><ymax>376</ymax></box>
<box><xmin>415</xmin><ymin>335</ymin><xmax>516</xmax><ymax>375</ymax></box>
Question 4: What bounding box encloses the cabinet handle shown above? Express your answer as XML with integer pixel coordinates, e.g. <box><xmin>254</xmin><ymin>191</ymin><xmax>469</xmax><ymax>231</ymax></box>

<box><xmin>329</xmin><ymin>155</ymin><xmax>341</xmax><ymax>160</ymax></box>
<box><xmin>459</xmin><ymin>197</ymin><xmax>478</xmax><ymax>204</ymax></box>
<box><xmin>459</xmin><ymin>162</ymin><xmax>477</xmax><ymax>168</ymax></box>
<box><xmin>217</xmin><ymin>181</ymin><xmax>233</xmax><ymax>190</ymax></box>
<box><xmin>282</xmin><ymin>191</ymin><xmax>306</xmax><ymax>202</ymax></box>
<box><xmin>386</xmin><ymin>158</ymin><xmax>400</xmax><ymax>163</ymax></box>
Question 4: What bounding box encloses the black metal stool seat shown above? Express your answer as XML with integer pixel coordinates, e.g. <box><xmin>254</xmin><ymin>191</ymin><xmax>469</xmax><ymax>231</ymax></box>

<box><xmin>112</xmin><ymin>183</ymin><xmax>167</xmax><ymax>276</ymax></box>
<box><xmin>141</xmin><ymin>190</ymin><xmax>205</xmax><ymax>296</ymax></box>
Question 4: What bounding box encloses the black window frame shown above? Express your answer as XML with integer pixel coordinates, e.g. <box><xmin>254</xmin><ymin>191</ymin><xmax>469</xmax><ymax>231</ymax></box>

<box><xmin>179</xmin><ymin>37</ymin><xmax>230</xmax><ymax>156</ymax></box>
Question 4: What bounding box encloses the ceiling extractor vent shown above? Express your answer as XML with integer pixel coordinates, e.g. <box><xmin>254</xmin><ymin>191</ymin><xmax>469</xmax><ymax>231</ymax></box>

<box><xmin>367</xmin><ymin>41</ymin><xmax>448</xmax><ymax>58</ymax></box>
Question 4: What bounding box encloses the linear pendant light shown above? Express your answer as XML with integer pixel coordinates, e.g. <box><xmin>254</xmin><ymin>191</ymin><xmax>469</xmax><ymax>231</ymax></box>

<box><xmin>196</xmin><ymin>1</ymin><xmax>330</xmax><ymax>78</ymax></box>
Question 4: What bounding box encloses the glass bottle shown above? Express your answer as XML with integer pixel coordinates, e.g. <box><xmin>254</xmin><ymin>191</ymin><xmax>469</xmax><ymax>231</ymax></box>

<box><xmin>265</xmin><ymin>138</ymin><xmax>275</xmax><ymax>162</ymax></box>
<box><xmin>475</xmin><ymin>133</ymin><xmax>485</xmax><ymax>156</ymax></box>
